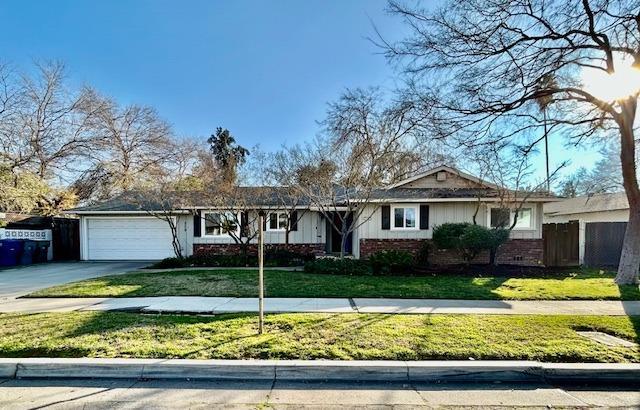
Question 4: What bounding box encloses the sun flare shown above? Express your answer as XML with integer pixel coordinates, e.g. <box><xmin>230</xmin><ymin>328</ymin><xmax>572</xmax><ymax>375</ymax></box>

<box><xmin>581</xmin><ymin>58</ymin><xmax>640</xmax><ymax>102</ymax></box>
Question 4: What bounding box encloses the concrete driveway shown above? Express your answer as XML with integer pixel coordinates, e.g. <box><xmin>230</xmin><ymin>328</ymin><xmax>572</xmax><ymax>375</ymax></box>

<box><xmin>0</xmin><ymin>262</ymin><xmax>148</xmax><ymax>299</ymax></box>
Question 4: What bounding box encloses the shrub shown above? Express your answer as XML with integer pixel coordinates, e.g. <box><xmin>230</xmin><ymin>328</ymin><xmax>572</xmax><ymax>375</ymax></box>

<box><xmin>487</xmin><ymin>228</ymin><xmax>510</xmax><ymax>264</ymax></box>
<box><xmin>433</xmin><ymin>223</ymin><xmax>500</xmax><ymax>263</ymax></box>
<box><xmin>459</xmin><ymin>224</ymin><xmax>493</xmax><ymax>261</ymax></box>
<box><xmin>416</xmin><ymin>241</ymin><xmax>432</xmax><ymax>266</ymax></box>
<box><xmin>151</xmin><ymin>257</ymin><xmax>188</xmax><ymax>269</ymax></box>
<box><xmin>265</xmin><ymin>249</ymin><xmax>314</xmax><ymax>267</ymax></box>
<box><xmin>432</xmin><ymin>223</ymin><xmax>470</xmax><ymax>250</ymax></box>
<box><xmin>369</xmin><ymin>250</ymin><xmax>414</xmax><ymax>275</ymax></box>
<box><xmin>304</xmin><ymin>258</ymin><xmax>371</xmax><ymax>275</ymax></box>
<box><xmin>150</xmin><ymin>249</ymin><xmax>314</xmax><ymax>269</ymax></box>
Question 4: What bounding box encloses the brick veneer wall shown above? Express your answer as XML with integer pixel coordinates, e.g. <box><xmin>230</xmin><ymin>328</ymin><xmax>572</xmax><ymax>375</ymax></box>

<box><xmin>359</xmin><ymin>238</ymin><xmax>543</xmax><ymax>266</ymax></box>
<box><xmin>193</xmin><ymin>243</ymin><xmax>325</xmax><ymax>257</ymax></box>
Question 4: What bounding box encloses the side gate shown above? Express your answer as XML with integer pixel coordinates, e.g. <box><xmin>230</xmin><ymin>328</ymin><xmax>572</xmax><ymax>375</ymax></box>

<box><xmin>584</xmin><ymin>222</ymin><xmax>627</xmax><ymax>268</ymax></box>
<box><xmin>52</xmin><ymin>218</ymin><xmax>80</xmax><ymax>261</ymax></box>
<box><xmin>542</xmin><ymin>221</ymin><xmax>579</xmax><ymax>267</ymax></box>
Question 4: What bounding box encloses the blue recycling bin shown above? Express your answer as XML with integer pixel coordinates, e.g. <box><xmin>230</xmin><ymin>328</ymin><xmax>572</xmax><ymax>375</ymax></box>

<box><xmin>20</xmin><ymin>240</ymin><xmax>37</xmax><ymax>265</ymax></box>
<box><xmin>0</xmin><ymin>239</ymin><xmax>24</xmax><ymax>267</ymax></box>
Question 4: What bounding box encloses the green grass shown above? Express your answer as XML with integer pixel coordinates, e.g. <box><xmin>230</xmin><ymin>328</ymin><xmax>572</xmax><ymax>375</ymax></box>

<box><xmin>0</xmin><ymin>312</ymin><xmax>637</xmax><ymax>362</ymax></box>
<box><xmin>27</xmin><ymin>268</ymin><xmax>640</xmax><ymax>300</ymax></box>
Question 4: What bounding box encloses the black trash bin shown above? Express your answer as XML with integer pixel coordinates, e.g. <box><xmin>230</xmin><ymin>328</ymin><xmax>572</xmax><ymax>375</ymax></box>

<box><xmin>20</xmin><ymin>240</ymin><xmax>37</xmax><ymax>265</ymax></box>
<box><xmin>35</xmin><ymin>241</ymin><xmax>50</xmax><ymax>263</ymax></box>
<box><xmin>0</xmin><ymin>239</ymin><xmax>24</xmax><ymax>267</ymax></box>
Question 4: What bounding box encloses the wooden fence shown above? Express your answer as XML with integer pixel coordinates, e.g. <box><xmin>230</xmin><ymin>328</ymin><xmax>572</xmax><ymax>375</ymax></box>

<box><xmin>542</xmin><ymin>221</ymin><xmax>579</xmax><ymax>267</ymax></box>
<box><xmin>584</xmin><ymin>222</ymin><xmax>627</xmax><ymax>268</ymax></box>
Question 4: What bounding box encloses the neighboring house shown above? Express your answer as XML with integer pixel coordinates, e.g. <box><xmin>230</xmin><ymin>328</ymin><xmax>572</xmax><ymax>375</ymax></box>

<box><xmin>544</xmin><ymin>192</ymin><xmax>629</xmax><ymax>266</ymax></box>
<box><xmin>69</xmin><ymin>165</ymin><xmax>556</xmax><ymax>265</ymax></box>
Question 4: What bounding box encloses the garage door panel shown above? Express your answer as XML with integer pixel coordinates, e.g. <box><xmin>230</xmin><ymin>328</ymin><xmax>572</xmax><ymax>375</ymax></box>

<box><xmin>86</xmin><ymin>217</ymin><xmax>175</xmax><ymax>260</ymax></box>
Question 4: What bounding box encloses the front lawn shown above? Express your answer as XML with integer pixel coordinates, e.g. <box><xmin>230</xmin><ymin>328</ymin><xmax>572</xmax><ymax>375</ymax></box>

<box><xmin>27</xmin><ymin>268</ymin><xmax>640</xmax><ymax>300</ymax></box>
<box><xmin>0</xmin><ymin>312</ymin><xmax>637</xmax><ymax>362</ymax></box>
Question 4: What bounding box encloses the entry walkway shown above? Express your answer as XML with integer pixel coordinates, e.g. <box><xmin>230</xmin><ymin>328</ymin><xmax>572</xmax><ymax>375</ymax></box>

<box><xmin>0</xmin><ymin>297</ymin><xmax>638</xmax><ymax>315</ymax></box>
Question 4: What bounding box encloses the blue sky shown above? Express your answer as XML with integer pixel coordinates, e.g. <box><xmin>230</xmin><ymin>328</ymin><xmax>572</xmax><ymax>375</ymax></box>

<box><xmin>0</xmin><ymin>0</ymin><xmax>599</xmax><ymax>182</ymax></box>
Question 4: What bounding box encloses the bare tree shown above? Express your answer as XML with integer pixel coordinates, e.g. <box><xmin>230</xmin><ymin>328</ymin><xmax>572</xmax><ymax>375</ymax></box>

<box><xmin>0</xmin><ymin>61</ymin><xmax>100</xmax><ymax>214</ymax></box>
<box><xmin>126</xmin><ymin>138</ymin><xmax>218</xmax><ymax>258</ymax></box>
<box><xmin>258</xmin><ymin>148</ymin><xmax>309</xmax><ymax>245</ymax></box>
<box><xmin>292</xmin><ymin>88</ymin><xmax>446</xmax><ymax>257</ymax></box>
<box><xmin>76</xmin><ymin>97</ymin><xmax>175</xmax><ymax>202</ymax></box>
<box><xmin>558</xmin><ymin>140</ymin><xmax>635</xmax><ymax>196</ymax></box>
<box><xmin>383</xmin><ymin>0</ymin><xmax>640</xmax><ymax>283</ymax></box>
<box><xmin>471</xmin><ymin>143</ymin><xmax>565</xmax><ymax>265</ymax></box>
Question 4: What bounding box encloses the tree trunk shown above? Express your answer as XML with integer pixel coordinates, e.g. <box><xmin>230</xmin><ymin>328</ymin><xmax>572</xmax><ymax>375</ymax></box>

<box><xmin>241</xmin><ymin>242</ymin><xmax>250</xmax><ymax>267</ymax></box>
<box><xmin>489</xmin><ymin>247</ymin><xmax>497</xmax><ymax>266</ymax></box>
<box><xmin>167</xmin><ymin>218</ymin><xmax>183</xmax><ymax>259</ymax></box>
<box><xmin>340</xmin><ymin>224</ymin><xmax>348</xmax><ymax>260</ymax></box>
<box><xmin>615</xmin><ymin>98</ymin><xmax>640</xmax><ymax>285</ymax></box>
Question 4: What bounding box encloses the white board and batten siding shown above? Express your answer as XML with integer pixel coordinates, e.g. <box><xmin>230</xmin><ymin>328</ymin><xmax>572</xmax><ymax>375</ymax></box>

<box><xmin>186</xmin><ymin>211</ymin><xmax>326</xmax><ymax>253</ymax></box>
<box><xmin>353</xmin><ymin>202</ymin><xmax>543</xmax><ymax>258</ymax></box>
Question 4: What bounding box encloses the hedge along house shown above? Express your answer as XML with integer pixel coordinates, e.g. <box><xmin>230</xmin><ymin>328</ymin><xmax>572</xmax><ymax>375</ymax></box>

<box><xmin>69</xmin><ymin>166</ymin><xmax>556</xmax><ymax>265</ymax></box>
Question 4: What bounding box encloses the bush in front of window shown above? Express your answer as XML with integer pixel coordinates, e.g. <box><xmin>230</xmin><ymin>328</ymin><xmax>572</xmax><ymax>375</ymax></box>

<box><xmin>369</xmin><ymin>250</ymin><xmax>415</xmax><ymax>275</ymax></box>
<box><xmin>433</xmin><ymin>222</ymin><xmax>509</xmax><ymax>264</ymax></box>
<box><xmin>458</xmin><ymin>224</ymin><xmax>493</xmax><ymax>262</ymax></box>
<box><xmin>432</xmin><ymin>223</ymin><xmax>470</xmax><ymax>250</ymax></box>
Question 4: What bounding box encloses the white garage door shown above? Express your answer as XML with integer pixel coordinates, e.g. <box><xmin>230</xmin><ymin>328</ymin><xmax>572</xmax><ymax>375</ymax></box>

<box><xmin>86</xmin><ymin>217</ymin><xmax>175</xmax><ymax>260</ymax></box>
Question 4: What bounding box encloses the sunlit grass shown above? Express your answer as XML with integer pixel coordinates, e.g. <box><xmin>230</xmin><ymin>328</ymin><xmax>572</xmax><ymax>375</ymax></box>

<box><xmin>27</xmin><ymin>268</ymin><xmax>640</xmax><ymax>300</ymax></box>
<box><xmin>0</xmin><ymin>312</ymin><xmax>637</xmax><ymax>362</ymax></box>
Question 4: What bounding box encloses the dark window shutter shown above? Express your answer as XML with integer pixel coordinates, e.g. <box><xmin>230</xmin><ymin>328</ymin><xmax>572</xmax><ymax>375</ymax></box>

<box><xmin>420</xmin><ymin>204</ymin><xmax>430</xmax><ymax>230</ymax></box>
<box><xmin>263</xmin><ymin>212</ymin><xmax>267</xmax><ymax>230</ymax></box>
<box><xmin>241</xmin><ymin>212</ymin><xmax>249</xmax><ymax>237</ymax></box>
<box><xmin>193</xmin><ymin>211</ymin><xmax>201</xmax><ymax>237</ymax></box>
<box><xmin>381</xmin><ymin>206</ymin><xmax>390</xmax><ymax>230</ymax></box>
<box><xmin>290</xmin><ymin>211</ymin><xmax>298</xmax><ymax>231</ymax></box>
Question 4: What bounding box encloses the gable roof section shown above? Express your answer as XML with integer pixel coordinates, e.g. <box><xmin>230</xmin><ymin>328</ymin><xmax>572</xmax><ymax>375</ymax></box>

<box><xmin>544</xmin><ymin>192</ymin><xmax>628</xmax><ymax>216</ymax></box>
<box><xmin>387</xmin><ymin>165</ymin><xmax>499</xmax><ymax>190</ymax></box>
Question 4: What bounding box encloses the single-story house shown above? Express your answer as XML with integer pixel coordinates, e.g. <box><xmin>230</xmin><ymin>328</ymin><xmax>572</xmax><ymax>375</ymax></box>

<box><xmin>544</xmin><ymin>192</ymin><xmax>629</xmax><ymax>266</ymax></box>
<box><xmin>69</xmin><ymin>165</ymin><xmax>556</xmax><ymax>265</ymax></box>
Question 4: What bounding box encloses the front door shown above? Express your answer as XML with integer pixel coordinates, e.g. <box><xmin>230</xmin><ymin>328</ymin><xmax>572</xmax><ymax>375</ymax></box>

<box><xmin>326</xmin><ymin>212</ymin><xmax>353</xmax><ymax>255</ymax></box>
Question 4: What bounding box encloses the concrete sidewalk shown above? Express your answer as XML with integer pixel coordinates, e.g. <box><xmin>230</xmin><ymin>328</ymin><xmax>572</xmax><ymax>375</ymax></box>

<box><xmin>1</xmin><ymin>296</ymin><xmax>639</xmax><ymax>315</ymax></box>
<box><xmin>2</xmin><ymin>378</ymin><xmax>638</xmax><ymax>409</ymax></box>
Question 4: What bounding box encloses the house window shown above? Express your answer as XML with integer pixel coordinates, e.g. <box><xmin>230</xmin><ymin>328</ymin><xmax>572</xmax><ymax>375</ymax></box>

<box><xmin>392</xmin><ymin>206</ymin><xmax>417</xmax><ymax>229</ymax></box>
<box><xmin>513</xmin><ymin>208</ymin><xmax>532</xmax><ymax>229</ymax></box>
<box><xmin>490</xmin><ymin>208</ymin><xmax>510</xmax><ymax>228</ymax></box>
<box><xmin>203</xmin><ymin>212</ymin><xmax>238</xmax><ymax>237</ymax></box>
<box><xmin>489</xmin><ymin>207</ymin><xmax>533</xmax><ymax>230</ymax></box>
<box><xmin>268</xmin><ymin>212</ymin><xmax>288</xmax><ymax>231</ymax></box>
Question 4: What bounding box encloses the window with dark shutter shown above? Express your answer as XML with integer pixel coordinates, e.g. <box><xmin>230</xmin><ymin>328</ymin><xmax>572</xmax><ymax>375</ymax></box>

<box><xmin>290</xmin><ymin>211</ymin><xmax>298</xmax><ymax>231</ymax></box>
<box><xmin>419</xmin><ymin>204</ymin><xmax>430</xmax><ymax>230</ymax></box>
<box><xmin>193</xmin><ymin>211</ymin><xmax>201</xmax><ymax>237</ymax></box>
<box><xmin>381</xmin><ymin>205</ymin><xmax>390</xmax><ymax>230</ymax></box>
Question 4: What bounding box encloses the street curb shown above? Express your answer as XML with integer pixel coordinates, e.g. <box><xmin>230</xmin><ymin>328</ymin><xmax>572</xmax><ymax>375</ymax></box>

<box><xmin>0</xmin><ymin>359</ymin><xmax>637</xmax><ymax>384</ymax></box>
